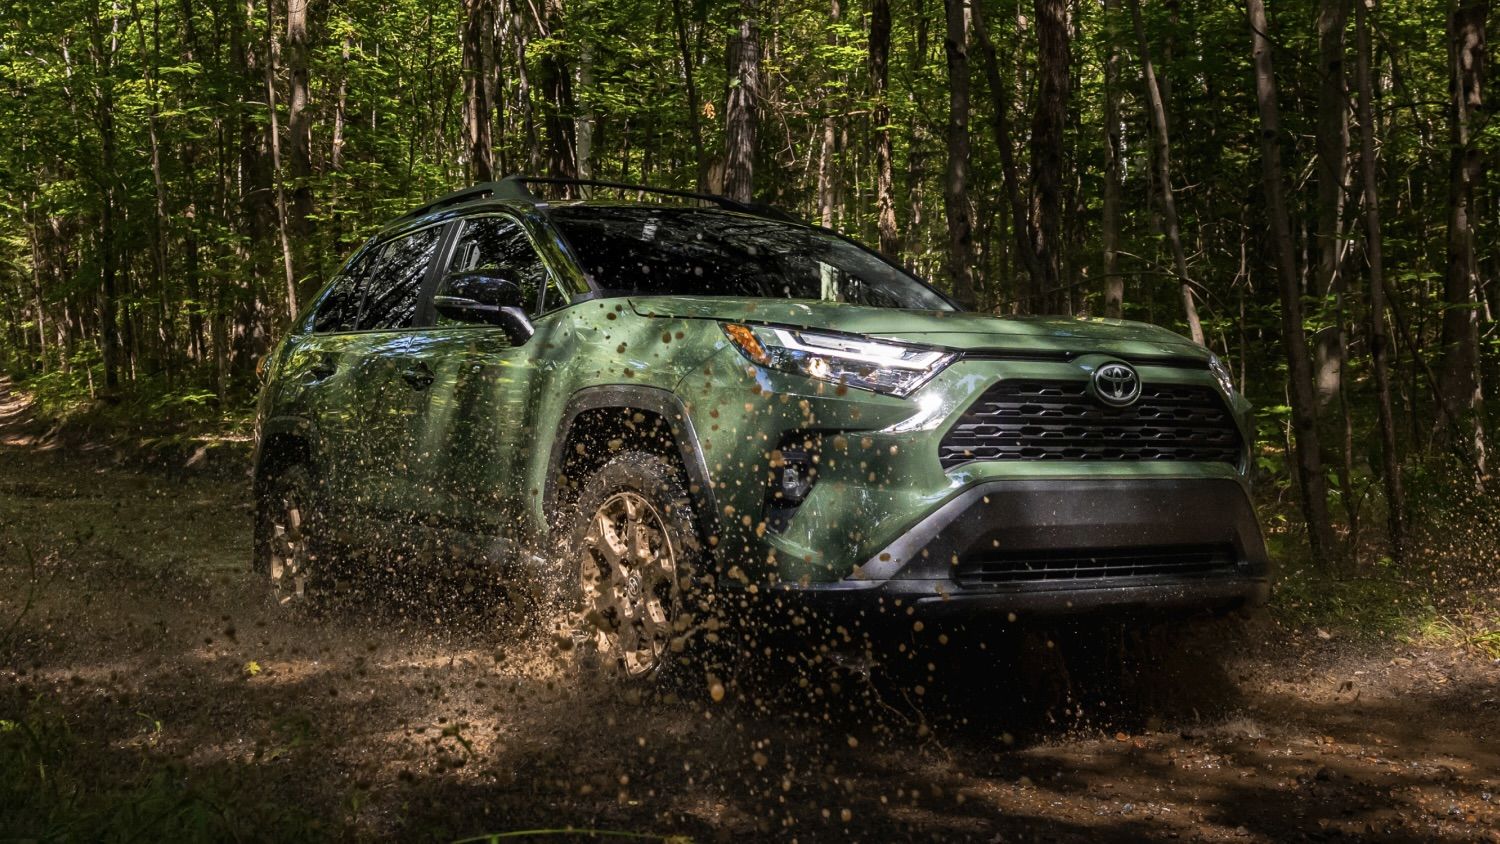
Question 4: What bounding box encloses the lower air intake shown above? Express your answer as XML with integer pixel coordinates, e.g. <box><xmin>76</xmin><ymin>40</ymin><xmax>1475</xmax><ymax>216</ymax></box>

<box><xmin>955</xmin><ymin>544</ymin><xmax>1238</xmax><ymax>587</ymax></box>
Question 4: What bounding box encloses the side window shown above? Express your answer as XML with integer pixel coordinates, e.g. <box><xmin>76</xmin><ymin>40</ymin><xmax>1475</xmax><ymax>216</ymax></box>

<box><xmin>440</xmin><ymin>216</ymin><xmax>552</xmax><ymax>316</ymax></box>
<box><xmin>357</xmin><ymin>226</ymin><xmax>443</xmax><ymax>331</ymax></box>
<box><xmin>310</xmin><ymin>247</ymin><xmax>379</xmax><ymax>333</ymax></box>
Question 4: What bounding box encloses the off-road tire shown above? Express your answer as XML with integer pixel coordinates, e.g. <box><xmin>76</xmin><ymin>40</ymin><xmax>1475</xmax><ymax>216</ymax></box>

<box><xmin>559</xmin><ymin>451</ymin><xmax>709</xmax><ymax>681</ymax></box>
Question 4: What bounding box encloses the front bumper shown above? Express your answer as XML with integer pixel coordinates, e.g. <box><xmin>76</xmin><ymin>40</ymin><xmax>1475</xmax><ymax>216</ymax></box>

<box><xmin>772</xmin><ymin>477</ymin><xmax>1268</xmax><ymax>623</ymax></box>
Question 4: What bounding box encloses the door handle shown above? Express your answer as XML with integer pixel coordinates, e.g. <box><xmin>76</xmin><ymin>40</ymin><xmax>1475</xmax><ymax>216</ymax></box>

<box><xmin>401</xmin><ymin>362</ymin><xmax>435</xmax><ymax>390</ymax></box>
<box><xmin>307</xmin><ymin>354</ymin><xmax>337</xmax><ymax>381</ymax></box>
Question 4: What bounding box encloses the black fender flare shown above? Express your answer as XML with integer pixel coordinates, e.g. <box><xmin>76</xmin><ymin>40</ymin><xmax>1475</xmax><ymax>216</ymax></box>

<box><xmin>252</xmin><ymin>414</ymin><xmax>323</xmax><ymax>496</ymax></box>
<box><xmin>544</xmin><ymin>385</ymin><xmax>721</xmax><ymax>550</ymax></box>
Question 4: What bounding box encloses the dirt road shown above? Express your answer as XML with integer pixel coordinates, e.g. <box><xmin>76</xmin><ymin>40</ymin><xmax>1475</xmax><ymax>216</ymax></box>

<box><xmin>2</xmin><ymin>384</ymin><xmax>1498</xmax><ymax>842</ymax></box>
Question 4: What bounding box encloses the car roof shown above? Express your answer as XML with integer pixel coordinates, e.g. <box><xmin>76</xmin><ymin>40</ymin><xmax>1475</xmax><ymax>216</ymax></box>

<box><xmin>373</xmin><ymin>175</ymin><xmax>803</xmax><ymax>242</ymax></box>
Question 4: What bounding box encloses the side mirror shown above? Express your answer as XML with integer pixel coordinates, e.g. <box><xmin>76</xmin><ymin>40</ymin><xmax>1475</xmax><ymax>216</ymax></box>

<box><xmin>433</xmin><ymin>271</ymin><xmax>535</xmax><ymax>344</ymax></box>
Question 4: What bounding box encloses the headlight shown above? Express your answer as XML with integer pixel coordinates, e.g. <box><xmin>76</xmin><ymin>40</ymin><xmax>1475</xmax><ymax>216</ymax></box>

<box><xmin>1208</xmin><ymin>353</ymin><xmax>1236</xmax><ymax>395</ymax></box>
<box><xmin>722</xmin><ymin>323</ymin><xmax>955</xmax><ymax>397</ymax></box>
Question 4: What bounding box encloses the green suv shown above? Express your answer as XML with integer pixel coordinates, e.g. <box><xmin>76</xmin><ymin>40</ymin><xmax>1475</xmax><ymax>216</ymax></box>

<box><xmin>253</xmin><ymin>176</ymin><xmax>1268</xmax><ymax>677</ymax></box>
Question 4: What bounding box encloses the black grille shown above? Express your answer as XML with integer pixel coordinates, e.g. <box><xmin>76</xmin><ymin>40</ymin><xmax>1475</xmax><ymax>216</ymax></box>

<box><xmin>955</xmin><ymin>545</ymin><xmax>1237</xmax><ymax>587</ymax></box>
<box><xmin>939</xmin><ymin>379</ymin><xmax>1242</xmax><ymax>468</ymax></box>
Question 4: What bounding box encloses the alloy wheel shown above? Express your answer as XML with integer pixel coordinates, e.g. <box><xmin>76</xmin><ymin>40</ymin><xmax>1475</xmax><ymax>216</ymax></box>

<box><xmin>578</xmin><ymin>490</ymin><xmax>679</xmax><ymax>677</ymax></box>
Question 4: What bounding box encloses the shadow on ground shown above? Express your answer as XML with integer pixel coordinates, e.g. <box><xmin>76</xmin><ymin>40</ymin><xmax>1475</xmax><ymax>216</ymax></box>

<box><xmin>2</xmin><ymin>382</ymin><xmax>1498</xmax><ymax>842</ymax></box>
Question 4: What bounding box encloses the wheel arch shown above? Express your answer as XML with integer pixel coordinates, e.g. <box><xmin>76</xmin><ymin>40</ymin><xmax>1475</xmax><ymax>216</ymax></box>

<box><xmin>253</xmin><ymin>416</ymin><xmax>319</xmax><ymax>499</ymax></box>
<box><xmin>545</xmin><ymin>386</ymin><xmax>721</xmax><ymax>551</ymax></box>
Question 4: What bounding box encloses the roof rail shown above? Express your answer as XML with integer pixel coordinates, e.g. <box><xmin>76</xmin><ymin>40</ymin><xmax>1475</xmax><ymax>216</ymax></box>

<box><xmin>497</xmin><ymin>174</ymin><xmax>803</xmax><ymax>223</ymax></box>
<box><xmin>397</xmin><ymin>174</ymin><xmax>805</xmax><ymax>225</ymax></box>
<box><xmin>394</xmin><ymin>181</ymin><xmax>506</xmax><ymax>222</ymax></box>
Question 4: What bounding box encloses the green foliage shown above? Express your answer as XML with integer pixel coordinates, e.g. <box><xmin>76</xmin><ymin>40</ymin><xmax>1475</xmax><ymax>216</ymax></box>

<box><xmin>0</xmin><ymin>0</ymin><xmax>1494</xmax><ymax>566</ymax></box>
<box><xmin>1274</xmin><ymin>558</ymin><xmax>1500</xmax><ymax>657</ymax></box>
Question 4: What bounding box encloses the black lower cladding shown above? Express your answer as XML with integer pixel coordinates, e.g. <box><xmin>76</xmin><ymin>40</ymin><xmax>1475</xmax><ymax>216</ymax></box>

<box><xmin>779</xmin><ymin>477</ymin><xmax>1269</xmax><ymax>619</ymax></box>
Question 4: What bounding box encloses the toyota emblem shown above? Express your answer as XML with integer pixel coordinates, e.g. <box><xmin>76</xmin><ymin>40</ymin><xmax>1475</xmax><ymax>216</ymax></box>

<box><xmin>1090</xmin><ymin>361</ymin><xmax>1141</xmax><ymax>407</ymax></box>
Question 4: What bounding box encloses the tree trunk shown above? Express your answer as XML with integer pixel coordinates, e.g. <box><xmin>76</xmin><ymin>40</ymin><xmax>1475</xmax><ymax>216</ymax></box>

<box><xmin>1439</xmin><ymin>0</ymin><xmax>1488</xmax><ymax>478</ymax></box>
<box><xmin>973</xmin><ymin>0</ymin><xmax>1043</xmax><ymax>305</ymax></box>
<box><xmin>1102</xmin><ymin>0</ymin><xmax>1124</xmax><ymax>318</ymax></box>
<box><xmin>84</xmin><ymin>3</ymin><xmax>121</xmax><ymax>390</ymax></box>
<box><xmin>942</xmin><ymin>0</ymin><xmax>976</xmax><ymax>308</ymax></box>
<box><xmin>265</xmin><ymin>0</ymin><xmax>298</xmax><ymax>319</ymax></box>
<box><xmin>126</xmin><ymin>0</ymin><xmax>173</xmax><ymax>379</ymax></box>
<box><xmin>817</xmin><ymin>0</ymin><xmax>841</xmax><ymax>227</ymax></box>
<box><xmin>515</xmin><ymin>10</ymin><xmax>540</xmax><ymax>172</ymax></box>
<box><xmin>870</xmin><ymin>0</ymin><xmax>900</xmax><ymax>256</ymax></box>
<box><xmin>463</xmin><ymin>0</ymin><xmax>497</xmax><ymax>181</ymax></box>
<box><xmin>817</xmin><ymin>117</ymin><xmax>837</xmax><ymax>227</ymax></box>
<box><xmin>178</xmin><ymin>0</ymin><xmax>205</xmax><ymax>363</ymax></box>
<box><xmin>285</xmin><ymin>0</ymin><xmax>313</xmax><ymax>240</ymax></box>
<box><xmin>1029</xmin><ymin>0</ymin><xmax>1069</xmax><ymax>314</ymax></box>
<box><xmin>1248</xmin><ymin>0</ymin><xmax>1339</xmax><ymax>561</ymax></box>
<box><xmin>539</xmin><ymin>0</ymin><xmax>577</xmax><ymax>183</ymax></box>
<box><xmin>904</xmin><ymin>0</ymin><xmax>931</xmax><ymax>266</ymax></box>
<box><xmin>1130</xmin><ymin>0</ymin><xmax>1203</xmax><ymax>344</ymax></box>
<box><xmin>576</xmin><ymin>42</ymin><xmax>594</xmax><ymax>180</ymax></box>
<box><xmin>669</xmin><ymin>0</ymin><xmax>707</xmax><ymax>191</ymax></box>
<box><xmin>234</xmin><ymin>0</ymin><xmax>273</xmax><ymax>371</ymax></box>
<box><xmin>722</xmin><ymin>0</ymin><xmax>760</xmax><ymax>203</ymax></box>
<box><xmin>333</xmin><ymin>36</ymin><xmax>348</xmax><ymax>171</ymax></box>
<box><xmin>1357</xmin><ymin>0</ymin><xmax>1404</xmax><ymax>557</ymax></box>
<box><xmin>1312</xmin><ymin>0</ymin><xmax>1351</xmax><ymax>407</ymax></box>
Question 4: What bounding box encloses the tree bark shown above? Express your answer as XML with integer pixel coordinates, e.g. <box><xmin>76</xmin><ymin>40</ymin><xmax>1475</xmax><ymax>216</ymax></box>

<box><xmin>723</xmin><ymin>0</ymin><xmax>760</xmax><ymax>203</ymax></box>
<box><xmin>870</xmin><ymin>0</ymin><xmax>900</xmax><ymax>256</ymax></box>
<box><xmin>285</xmin><ymin>0</ymin><xmax>313</xmax><ymax>239</ymax></box>
<box><xmin>84</xmin><ymin>6</ymin><xmax>121</xmax><ymax>389</ymax></box>
<box><xmin>264</xmin><ymin>0</ymin><xmax>299</xmax><ymax>319</ymax></box>
<box><xmin>1312</xmin><ymin>0</ymin><xmax>1351</xmax><ymax>407</ymax></box>
<box><xmin>942</xmin><ymin>0</ymin><xmax>976</xmax><ymax>308</ymax></box>
<box><xmin>817</xmin><ymin>0</ymin><xmax>841</xmax><ymax>228</ymax></box>
<box><xmin>1102</xmin><ymin>0</ymin><xmax>1124</xmax><ymax>318</ymax></box>
<box><xmin>1130</xmin><ymin>0</ymin><xmax>1203</xmax><ymax>344</ymax></box>
<box><xmin>126</xmin><ymin>0</ymin><xmax>173</xmax><ymax>378</ymax></box>
<box><xmin>1439</xmin><ymin>0</ymin><xmax>1488</xmax><ymax>478</ymax></box>
<box><xmin>904</xmin><ymin>0</ymin><xmax>931</xmax><ymax>266</ymax></box>
<box><xmin>178</xmin><ymin>0</ymin><xmax>205</xmax><ymax>363</ymax></box>
<box><xmin>333</xmin><ymin>35</ymin><xmax>348</xmax><ymax>171</ymax></box>
<box><xmin>463</xmin><ymin>0</ymin><xmax>497</xmax><ymax>181</ymax></box>
<box><xmin>1356</xmin><ymin>0</ymin><xmax>1404</xmax><ymax>556</ymax></box>
<box><xmin>538</xmin><ymin>0</ymin><xmax>577</xmax><ymax>183</ymax></box>
<box><xmin>973</xmin><ymin>0</ymin><xmax>1043</xmax><ymax>303</ymax></box>
<box><xmin>669</xmin><ymin>0</ymin><xmax>707</xmax><ymax>191</ymax></box>
<box><xmin>817</xmin><ymin>117</ymin><xmax>837</xmax><ymax>226</ymax></box>
<box><xmin>1248</xmin><ymin>0</ymin><xmax>1339</xmax><ymax>561</ymax></box>
<box><xmin>1029</xmin><ymin>0</ymin><xmax>1069</xmax><ymax>313</ymax></box>
<box><xmin>514</xmin><ymin>9</ymin><xmax>540</xmax><ymax>172</ymax></box>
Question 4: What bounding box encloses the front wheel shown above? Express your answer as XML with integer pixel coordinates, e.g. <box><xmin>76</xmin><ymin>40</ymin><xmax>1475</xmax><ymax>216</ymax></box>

<box><xmin>561</xmin><ymin>451</ymin><xmax>705</xmax><ymax>680</ymax></box>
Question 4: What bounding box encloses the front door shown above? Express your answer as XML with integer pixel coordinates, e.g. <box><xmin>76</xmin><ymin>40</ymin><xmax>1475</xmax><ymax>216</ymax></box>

<box><xmin>405</xmin><ymin>213</ymin><xmax>564</xmax><ymax>541</ymax></box>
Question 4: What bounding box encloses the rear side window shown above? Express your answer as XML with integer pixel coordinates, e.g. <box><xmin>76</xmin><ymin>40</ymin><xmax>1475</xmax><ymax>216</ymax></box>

<box><xmin>310</xmin><ymin>247</ymin><xmax>378</xmax><ymax>333</ymax></box>
<box><xmin>357</xmin><ymin>226</ymin><xmax>443</xmax><ymax>331</ymax></box>
<box><xmin>444</xmin><ymin>216</ymin><xmax>552</xmax><ymax>315</ymax></box>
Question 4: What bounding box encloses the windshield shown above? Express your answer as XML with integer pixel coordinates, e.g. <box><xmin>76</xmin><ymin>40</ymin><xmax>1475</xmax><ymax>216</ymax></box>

<box><xmin>548</xmin><ymin>205</ymin><xmax>957</xmax><ymax>311</ymax></box>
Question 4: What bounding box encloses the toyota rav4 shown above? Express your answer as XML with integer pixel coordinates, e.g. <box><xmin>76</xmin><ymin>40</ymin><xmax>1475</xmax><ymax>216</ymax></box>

<box><xmin>253</xmin><ymin>176</ymin><xmax>1268</xmax><ymax>678</ymax></box>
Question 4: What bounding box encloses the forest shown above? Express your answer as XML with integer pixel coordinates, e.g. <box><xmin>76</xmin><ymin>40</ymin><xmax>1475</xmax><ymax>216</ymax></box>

<box><xmin>4</xmin><ymin>1</ymin><xmax>1500</xmax><ymax>840</ymax></box>
<box><xmin>2</xmin><ymin>0</ymin><xmax>1498</xmax><ymax>566</ymax></box>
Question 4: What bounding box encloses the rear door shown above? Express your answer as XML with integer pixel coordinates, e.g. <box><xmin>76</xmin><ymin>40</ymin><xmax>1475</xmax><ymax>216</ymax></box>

<box><xmin>278</xmin><ymin>245</ymin><xmax>381</xmax><ymax>502</ymax></box>
<box><xmin>404</xmin><ymin>212</ymin><xmax>565</xmax><ymax>538</ymax></box>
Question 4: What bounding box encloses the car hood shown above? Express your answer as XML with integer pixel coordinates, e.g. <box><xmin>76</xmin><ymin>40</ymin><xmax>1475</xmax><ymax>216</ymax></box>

<box><xmin>628</xmin><ymin>296</ymin><xmax>1209</xmax><ymax>361</ymax></box>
